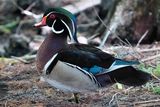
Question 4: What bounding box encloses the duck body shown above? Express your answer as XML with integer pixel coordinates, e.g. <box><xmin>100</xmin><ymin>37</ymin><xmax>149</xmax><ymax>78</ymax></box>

<box><xmin>35</xmin><ymin>8</ymin><xmax>151</xmax><ymax>93</ymax></box>
<box><xmin>36</xmin><ymin>34</ymin><xmax>150</xmax><ymax>93</ymax></box>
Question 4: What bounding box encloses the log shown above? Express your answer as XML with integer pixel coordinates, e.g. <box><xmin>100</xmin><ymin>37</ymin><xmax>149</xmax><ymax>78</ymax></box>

<box><xmin>22</xmin><ymin>0</ymin><xmax>101</xmax><ymax>20</ymax></box>
<box><xmin>63</xmin><ymin>0</ymin><xmax>101</xmax><ymax>14</ymax></box>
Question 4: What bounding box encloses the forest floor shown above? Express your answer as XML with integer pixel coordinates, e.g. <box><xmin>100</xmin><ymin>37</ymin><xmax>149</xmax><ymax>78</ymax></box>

<box><xmin>0</xmin><ymin>48</ymin><xmax>160</xmax><ymax>107</ymax></box>
<box><xmin>1</xmin><ymin>0</ymin><xmax>160</xmax><ymax>107</ymax></box>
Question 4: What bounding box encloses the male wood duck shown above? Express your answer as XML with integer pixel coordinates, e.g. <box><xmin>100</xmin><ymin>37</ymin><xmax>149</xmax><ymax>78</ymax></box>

<box><xmin>34</xmin><ymin>7</ymin><xmax>151</xmax><ymax>96</ymax></box>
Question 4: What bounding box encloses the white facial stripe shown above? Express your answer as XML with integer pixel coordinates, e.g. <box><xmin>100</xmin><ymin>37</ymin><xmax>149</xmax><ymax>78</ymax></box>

<box><xmin>52</xmin><ymin>20</ymin><xmax>64</xmax><ymax>34</ymax></box>
<box><xmin>71</xmin><ymin>19</ymin><xmax>75</xmax><ymax>37</ymax></box>
<box><xmin>61</xmin><ymin>19</ymin><xmax>75</xmax><ymax>43</ymax></box>
<box><xmin>43</xmin><ymin>53</ymin><xmax>58</xmax><ymax>74</ymax></box>
<box><xmin>46</xmin><ymin>12</ymin><xmax>76</xmax><ymax>42</ymax></box>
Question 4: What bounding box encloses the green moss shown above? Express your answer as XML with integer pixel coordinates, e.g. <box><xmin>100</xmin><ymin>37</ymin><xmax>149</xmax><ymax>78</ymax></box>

<box><xmin>153</xmin><ymin>65</ymin><xmax>160</xmax><ymax>76</ymax></box>
<box><xmin>138</xmin><ymin>63</ymin><xmax>153</xmax><ymax>73</ymax></box>
<box><xmin>152</xmin><ymin>86</ymin><xmax>160</xmax><ymax>95</ymax></box>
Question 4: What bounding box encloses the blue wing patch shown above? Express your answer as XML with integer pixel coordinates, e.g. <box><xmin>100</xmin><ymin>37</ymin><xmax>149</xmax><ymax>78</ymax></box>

<box><xmin>114</xmin><ymin>60</ymin><xmax>139</xmax><ymax>66</ymax></box>
<box><xmin>82</xmin><ymin>60</ymin><xmax>139</xmax><ymax>75</ymax></box>
<box><xmin>83</xmin><ymin>65</ymin><xmax>105</xmax><ymax>75</ymax></box>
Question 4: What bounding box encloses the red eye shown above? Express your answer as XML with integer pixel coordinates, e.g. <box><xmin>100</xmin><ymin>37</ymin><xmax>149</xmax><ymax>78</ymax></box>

<box><xmin>49</xmin><ymin>14</ymin><xmax>56</xmax><ymax>19</ymax></box>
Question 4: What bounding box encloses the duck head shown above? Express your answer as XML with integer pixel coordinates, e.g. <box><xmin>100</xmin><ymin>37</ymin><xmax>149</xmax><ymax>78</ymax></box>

<box><xmin>35</xmin><ymin>8</ymin><xmax>79</xmax><ymax>71</ymax></box>
<box><xmin>34</xmin><ymin>8</ymin><xmax>78</xmax><ymax>43</ymax></box>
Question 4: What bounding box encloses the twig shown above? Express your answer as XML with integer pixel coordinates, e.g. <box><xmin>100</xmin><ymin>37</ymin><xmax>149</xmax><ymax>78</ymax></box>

<box><xmin>11</xmin><ymin>56</ymin><xmax>30</xmax><ymax>64</ymax></box>
<box><xmin>22</xmin><ymin>10</ymin><xmax>42</xmax><ymax>20</ymax></box>
<box><xmin>109</xmin><ymin>92</ymin><xmax>119</xmax><ymax>106</ymax></box>
<box><xmin>107</xmin><ymin>46</ymin><xmax>160</xmax><ymax>54</ymax></box>
<box><xmin>16</xmin><ymin>21</ymin><xmax>23</xmax><ymax>34</ymax></box>
<box><xmin>25</xmin><ymin>1</ymin><xmax>37</xmax><ymax>11</ymax></box>
<box><xmin>99</xmin><ymin>24</ymin><xmax>115</xmax><ymax>48</ymax></box>
<box><xmin>11</xmin><ymin>55</ymin><xmax>36</xmax><ymax>64</ymax></box>
<box><xmin>5</xmin><ymin>101</ymin><xmax>7</xmax><ymax>107</ymax></box>
<box><xmin>124</xmin><ymin>39</ymin><xmax>142</xmax><ymax>60</ymax></box>
<box><xmin>12</xmin><ymin>0</ymin><xmax>42</xmax><ymax>20</ymax></box>
<box><xmin>151</xmin><ymin>72</ymin><xmax>160</xmax><ymax>81</ymax></box>
<box><xmin>115</xmin><ymin>94</ymin><xmax>120</xmax><ymax>107</ymax></box>
<box><xmin>91</xmin><ymin>0</ymin><xmax>113</xmax><ymax>48</ymax></box>
<box><xmin>91</xmin><ymin>0</ymin><xmax>128</xmax><ymax>48</ymax></box>
<box><xmin>141</xmin><ymin>54</ymin><xmax>160</xmax><ymax>62</ymax></box>
<box><xmin>11</xmin><ymin>0</ymin><xmax>23</xmax><ymax>11</ymax></box>
<box><xmin>95</xmin><ymin>14</ymin><xmax>128</xmax><ymax>48</ymax></box>
<box><xmin>137</xmin><ymin>47</ymin><xmax>160</xmax><ymax>53</ymax></box>
<box><xmin>125</xmin><ymin>39</ymin><xmax>133</xmax><ymax>47</ymax></box>
<box><xmin>134</xmin><ymin>99</ymin><xmax>160</xmax><ymax>107</ymax></box>
<box><xmin>115</xmin><ymin>33</ymin><xmax>129</xmax><ymax>46</ymax></box>
<box><xmin>77</xmin><ymin>21</ymin><xmax>99</xmax><ymax>28</ymax></box>
<box><xmin>136</xmin><ymin>30</ymin><xmax>149</xmax><ymax>48</ymax></box>
<box><xmin>109</xmin><ymin>87</ymin><xmax>133</xmax><ymax>106</ymax></box>
<box><xmin>87</xmin><ymin>33</ymin><xmax>100</xmax><ymax>41</ymax></box>
<box><xmin>123</xmin><ymin>86</ymin><xmax>134</xmax><ymax>94</ymax></box>
<box><xmin>106</xmin><ymin>45</ymin><xmax>160</xmax><ymax>63</ymax></box>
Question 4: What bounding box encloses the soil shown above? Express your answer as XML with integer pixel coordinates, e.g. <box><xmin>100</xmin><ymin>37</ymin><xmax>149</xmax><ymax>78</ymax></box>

<box><xmin>0</xmin><ymin>61</ymin><xmax>160</xmax><ymax>107</ymax></box>
<box><xmin>1</xmin><ymin>0</ymin><xmax>160</xmax><ymax>106</ymax></box>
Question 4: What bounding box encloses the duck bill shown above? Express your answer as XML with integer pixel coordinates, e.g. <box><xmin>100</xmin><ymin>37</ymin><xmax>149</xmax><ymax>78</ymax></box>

<box><xmin>34</xmin><ymin>16</ymin><xmax>47</xmax><ymax>28</ymax></box>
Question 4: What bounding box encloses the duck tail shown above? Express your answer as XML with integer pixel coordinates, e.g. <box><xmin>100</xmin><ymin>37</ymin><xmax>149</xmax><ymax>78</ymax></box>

<box><xmin>107</xmin><ymin>66</ymin><xmax>151</xmax><ymax>86</ymax></box>
<box><xmin>95</xmin><ymin>59</ymin><xmax>151</xmax><ymax>87</ymax></box>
